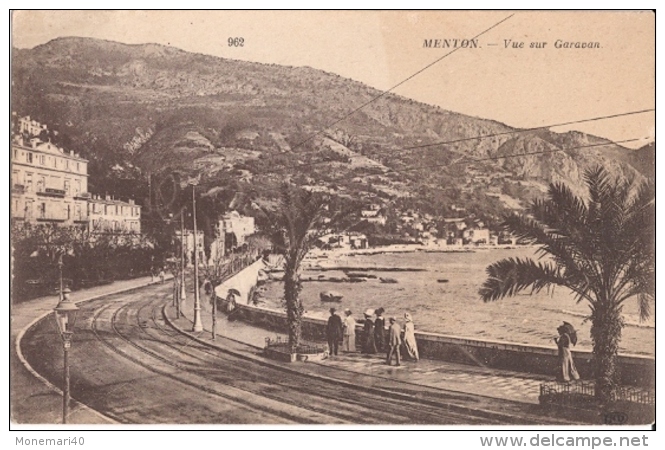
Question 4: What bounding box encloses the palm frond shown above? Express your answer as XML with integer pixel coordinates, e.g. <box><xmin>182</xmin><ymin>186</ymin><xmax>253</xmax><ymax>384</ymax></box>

<box><xmin>479</xmin><ymin>257</ymin><xmax>569</xmax><ymax>302</ymax></box>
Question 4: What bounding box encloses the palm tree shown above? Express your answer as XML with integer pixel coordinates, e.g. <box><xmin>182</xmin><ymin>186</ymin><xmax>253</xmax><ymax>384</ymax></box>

<box><xmin>479</xmin><ymin>167</ymin><xmax>654</xmax><ymax>402</ymax></box>
<box><xmin>264</xmin><ymin>183</ymin><xmax>328</xmax><ymax>353</ymax></box>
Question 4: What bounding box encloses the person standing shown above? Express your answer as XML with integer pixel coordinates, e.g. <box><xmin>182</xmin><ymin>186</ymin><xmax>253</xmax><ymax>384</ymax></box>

<box><xmin>555</xmin><ymin>323</ymin><xmax>580</xmax><ymax>382</ymax></box>
<box><xmin>342</xmin><ymin>309</ymin><xmax>356</xmax><ymax>352</ymax></box>
<box><xmin>361</xmin><ymin>309</ymin><xmax>377</xmax><ymax>354</ymax></box>
<box><xmin>386</xmin><ymin>317</ymin><xmax>402</xmax><ymax>366</ymax></box>
<box><xmin>326</xmin><ymin>308</ymin><xmax>343</xmax><ymax>357</ymax></box>
<box><xmin>403</xmin><ymin>313</ymin><xmax>419</xmax><ymax>362</ymax></box>
<box><xmin>374</xmin><ymin>307</ymin><xmax>387</xmax><ymax>353</ymax></box>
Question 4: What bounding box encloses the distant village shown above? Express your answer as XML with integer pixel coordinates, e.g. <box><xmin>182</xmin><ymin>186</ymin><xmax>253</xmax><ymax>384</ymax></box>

<box><xmin>316</xmin><ymin>204</ymin><xmax>517</xmax><ymax>252</ymax></box>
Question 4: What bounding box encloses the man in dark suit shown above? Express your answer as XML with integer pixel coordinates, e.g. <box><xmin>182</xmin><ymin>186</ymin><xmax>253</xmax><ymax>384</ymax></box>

<box><xmin>327</xmin><ymin>307</ymin><xmax>343</xmax><ymax>356</ymax></box>
<box><xmin>386</xmin><ymin>317</ymin><xmax>402</xmax><ymax>366</ymax></box>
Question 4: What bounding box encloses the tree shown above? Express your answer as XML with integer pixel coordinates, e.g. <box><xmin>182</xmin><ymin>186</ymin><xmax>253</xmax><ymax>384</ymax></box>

<box><xmin>263</xmin><ymin>183</ymin><xmax>328</xmax><ymax>352</ymax></box>
<box><xmin>479</xmin><ymin>167</ymin><xmax>654</xmax><ymax>402</ymax></box>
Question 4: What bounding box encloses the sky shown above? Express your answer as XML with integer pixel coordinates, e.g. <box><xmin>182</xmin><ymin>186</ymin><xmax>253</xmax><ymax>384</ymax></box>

<box><xmin>11</xmin><ymin>10</ymin><xmax>655</xmax><ymax>148</ymax></box>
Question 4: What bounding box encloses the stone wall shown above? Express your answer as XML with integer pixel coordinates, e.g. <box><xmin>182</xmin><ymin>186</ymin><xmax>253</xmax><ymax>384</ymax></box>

<box><xmin>216</xmin><ymin>269</ymin><xmax>655</xmax><ymax>388</ymax></box>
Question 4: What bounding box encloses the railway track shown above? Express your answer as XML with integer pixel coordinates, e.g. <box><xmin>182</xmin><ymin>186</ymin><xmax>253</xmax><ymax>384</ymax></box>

<box><xmin>22</xmin><ymin>283</ymin><xmax>553</xmax><ymax>425</ymax></box>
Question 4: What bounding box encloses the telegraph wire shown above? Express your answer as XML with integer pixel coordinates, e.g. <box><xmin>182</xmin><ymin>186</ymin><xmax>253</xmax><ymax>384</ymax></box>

<box><xmin>323</xmin><ymin>137</ymin><xmax>644</xmax><ymax>185</ymax></box>
<box><xmin>289</xmin><ymin>13</ymin><xmax>516</xmax><ymax>151</ymax></box>
<box><xmin>255</xmin><ymin>109</ymin><xmax>653</xmax><ymax>177</ymax></box>
<box><xmin>399</xmin><ymin>109</ymin><xmax>655</xmax><ymax>151</ymax></box>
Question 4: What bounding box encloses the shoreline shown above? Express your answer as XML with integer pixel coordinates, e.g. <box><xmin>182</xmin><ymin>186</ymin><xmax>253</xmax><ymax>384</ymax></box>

<box><xmin>305</xmin><ymin>243</ymin><xmax>535</xmax><ymax>260</ymax></box>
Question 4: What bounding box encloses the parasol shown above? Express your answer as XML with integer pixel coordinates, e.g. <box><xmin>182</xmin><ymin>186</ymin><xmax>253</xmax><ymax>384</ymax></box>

<box><xmin>562</xmin><ymin>321</ymin><xmax>578</xmax><ymax>346</ymax></box>
<box><xmin>227</xmin><ymin>288</ymin><xmax>241</xmax><ymax>297</ymax></box>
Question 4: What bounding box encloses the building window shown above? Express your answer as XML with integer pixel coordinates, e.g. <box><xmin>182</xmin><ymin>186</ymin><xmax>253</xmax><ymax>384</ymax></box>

<box><xmin>75</xmin><ymin>204</ymin><xmax>81</xmax><ymax>220</ymax></box>
<box><xmin>37</xmin><ymin>176</ymin><xmax>45</xmax><ymax>192</ymax></box>
<box><xmin>76</xmin><ymin>162</ymin><xmax>80</xmax><ymax>171</ymax></box>
<box><xmin>25</xmin><ymin>201</ymin><xmax>33</xmax><ymax>220</ymax></box>
<box><xmin>64</xmin><ymin>179</ymin><xmax>70</xmax><ymax>194</ymax></box>
<box><xmin>26</xmin><ymin>152</ymin><xmax>33</xmax><ymax>164</ymax></box>
<box><xmin>25</xmin><ymin>173</ymin><xmax>33</xmax><ymax>192</ymax></box>
<box><xmin>53</xmin><ymin>157</ymin><xmax>57</xmax><ymax>168</ymax></box>
<box><xmin>13</xmin><ymin>149</ymin><xmax>17</xmax><ymax>159</ymax></box>
<box><xmin>40</xmin><ymin>203</ymin><xmax>46</xmax><ymax>219</ymax></box>
<box><xmin>39</xmin><ymin>155</ymin><xmax>45</xmax><ymax>165</ymax></box>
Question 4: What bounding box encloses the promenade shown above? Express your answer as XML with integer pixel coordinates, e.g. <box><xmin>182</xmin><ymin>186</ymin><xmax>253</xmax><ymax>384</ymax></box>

<box><xmin>13</xmin><ymin>275</ymin><xmax>576</xmax><ymax>425</ymax></box>
<box><xmin>182</xmin><ymin>292</ymin><xmax>551</xmax><ymax>406</ymax></box>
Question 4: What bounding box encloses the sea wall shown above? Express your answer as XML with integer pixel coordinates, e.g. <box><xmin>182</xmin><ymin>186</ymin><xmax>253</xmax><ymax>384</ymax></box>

<box><xmin>214</xmin><ymin>259</ymin><xmax>266</xmax><ymax>305</ymax></box>
<box><xmin>216</xmin><ymin>265</ymin><xmax>654</xmax><ymax>388</ymax></box>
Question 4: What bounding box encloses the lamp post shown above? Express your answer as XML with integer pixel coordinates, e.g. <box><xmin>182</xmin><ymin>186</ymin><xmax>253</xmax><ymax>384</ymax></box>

<box><xmin>191</xmin><ymin>183</ymin><xmax>203</xmax><ymax>332</ymax></box>
<box><xmin>53</xmin><ymin>287</ymin><xmax>78</xmax><ymax>424</ymax></box>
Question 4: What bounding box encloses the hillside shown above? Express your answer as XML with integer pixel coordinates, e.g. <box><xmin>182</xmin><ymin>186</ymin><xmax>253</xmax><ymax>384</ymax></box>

<box><xmin>11</xmin><ymin>37</ymin><xmax>647</xmax><ymax>228</ymax></box>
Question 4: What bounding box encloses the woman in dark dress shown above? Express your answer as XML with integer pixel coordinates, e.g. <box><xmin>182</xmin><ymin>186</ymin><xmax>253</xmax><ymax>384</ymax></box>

<box><xmin>362</xmin><ymin>309</ymin><xmax>377</xmax><ymax>354</ymax></box>
<box><xmin>374</xmin><ymin>307</ymin><xmax>386</xmax><ymax>353</ymax></box>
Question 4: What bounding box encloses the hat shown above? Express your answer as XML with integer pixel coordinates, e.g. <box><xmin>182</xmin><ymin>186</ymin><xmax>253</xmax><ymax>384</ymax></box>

<box><xmin>389</xmin><ymin>317</ymin><xmax>396</xmax><ymax>322</ymax></box>
<box><xmin>344</xmin><ymin>308</ymin><xmax>352</xmax><ymax>315</ymax></box>
<box><xmin>364</xmin><ymin>309</ymin><xmax>374</xmax><ymax>317</ymax></box>
<box><xmin>404</xmin><ymin>313</ymin><xmax>412</xmax><ymax>322</ymax></box>
<box><xmin>329</xmin><ymin>307</ymin><xmax>336</xmax><ymax>314</ymax></box>
<box><xmin>375</xmin><ymin>307</ymin><xmax>385</xmax><ymax>315</ymax></box>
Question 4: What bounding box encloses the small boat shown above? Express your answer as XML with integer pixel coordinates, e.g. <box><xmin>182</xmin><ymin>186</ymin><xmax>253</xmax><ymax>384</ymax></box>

<box><xmin>379</xmin><ymin>277</ymin><xmax>398</xmax><ymax>284</ymax></box>
<box><xmin>345</xmin><ymin>272</ymin><xmax>376</xmax><ymax>279</ymax></box>
<box><xmin>320</xmin><ymin>291</ymin><xmax>343</xmax><ymax>302</ymax></box>
<box><xmin>437</xmin><ymin>279</ymin><xmax>449</xmax><ymax>283</ymax></box>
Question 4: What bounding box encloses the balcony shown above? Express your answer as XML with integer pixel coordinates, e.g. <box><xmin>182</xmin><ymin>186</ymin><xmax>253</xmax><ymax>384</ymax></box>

<box><xmin>36</xmin><ymin>215</ymin><xmax>66</xmax><ymax>223</ymax></box>
<box><xmin>12</xmin><ymin>184</ymin><xmax>25</xmax><ymax>194</ymax></box>
<box><xmin>37</xmin><ymin>188</ymin><xmax>66</xmax><ymax>198</ymax></box>
<box><xmin>74</xmin><ymin>192</ymin><xmax>91</xmax><ymax>200</ymax></box>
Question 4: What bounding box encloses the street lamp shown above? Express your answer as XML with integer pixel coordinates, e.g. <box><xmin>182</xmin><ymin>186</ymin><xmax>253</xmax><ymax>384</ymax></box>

<box><xmin>53</xmin><ymin>287</ymin><xmax>78</xmax><ymax>424</ymax></box>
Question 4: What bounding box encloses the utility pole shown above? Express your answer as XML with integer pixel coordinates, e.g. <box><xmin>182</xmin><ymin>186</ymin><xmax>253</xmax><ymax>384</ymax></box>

<box><xmin>192</xmin><ymin>184</ymin><xmax>202</xmax><ymax>332</ymax></box>
<box><xmin>180</xmin><ymin>208</ymin><xmax>186</xmax><ymax>308</ymax></box>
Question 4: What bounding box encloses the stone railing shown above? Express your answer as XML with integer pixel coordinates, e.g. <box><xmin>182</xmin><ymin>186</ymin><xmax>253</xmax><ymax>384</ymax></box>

<box><xmin>212</xmin><ymin>257</ymin><xmax>655</xmax><ymax>388</ymax></box>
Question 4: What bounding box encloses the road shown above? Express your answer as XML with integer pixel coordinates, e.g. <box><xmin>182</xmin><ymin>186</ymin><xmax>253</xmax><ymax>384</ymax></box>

<box><xmin>21</xmin><ymin>283</ymin><xmax>545</xmax><ymax>425</ymax></box>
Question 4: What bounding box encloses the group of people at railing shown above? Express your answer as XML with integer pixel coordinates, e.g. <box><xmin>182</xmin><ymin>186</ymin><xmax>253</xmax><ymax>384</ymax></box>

<box><xmin>327</xmin><ymin>307</ymin><xmax>420</xmax><ymax>366</ymax></box>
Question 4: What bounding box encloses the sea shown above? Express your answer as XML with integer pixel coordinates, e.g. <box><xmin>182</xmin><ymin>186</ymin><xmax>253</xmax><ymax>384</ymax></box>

<box><xmin>257</xmin><ymin>247</ymin><xmax>655</xmax><ymax>356</ymax></box>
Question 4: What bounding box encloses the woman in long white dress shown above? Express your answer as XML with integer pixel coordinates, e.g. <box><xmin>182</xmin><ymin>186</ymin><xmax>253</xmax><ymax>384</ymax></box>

<box><xmin>342</xmin><ymin>309</ymin><xmax>357</xmax><ymax>352</ymax></box>
<box><xmin>403</xmin><ymin>313</ymin><xmax>419</xmax><ymax>361</ymax></box>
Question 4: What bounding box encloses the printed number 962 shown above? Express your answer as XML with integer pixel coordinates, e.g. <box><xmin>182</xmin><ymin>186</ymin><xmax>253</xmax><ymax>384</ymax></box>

<box><xmin>228</xmin><ymin>37</ymin><xmax>244</xmax><ymax>47</ymax></box>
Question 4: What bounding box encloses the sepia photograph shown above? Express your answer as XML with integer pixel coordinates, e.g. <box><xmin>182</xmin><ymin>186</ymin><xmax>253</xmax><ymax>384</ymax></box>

<box><xmin>9</xmin><ymin>10</ymin><xmax>655</xmax><ymax>432</ymax></box>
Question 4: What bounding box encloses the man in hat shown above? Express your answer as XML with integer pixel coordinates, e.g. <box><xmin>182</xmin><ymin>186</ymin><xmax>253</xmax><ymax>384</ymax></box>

<box><xmin>326</xmin><ymin>307</ymin><xmax>343</xmax><ymax>356</ymax></box>
<box><xmin>386</xmin><ymin>317</ymin><xmax>402</xmax><ymax>366</ymax></box>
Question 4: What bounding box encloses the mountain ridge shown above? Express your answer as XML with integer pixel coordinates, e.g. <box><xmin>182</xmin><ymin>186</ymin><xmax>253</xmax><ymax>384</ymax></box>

<box><xmin>11</xmin><ymin>37</ymin><xmax>651</xmax><ymax>228</ymax></box>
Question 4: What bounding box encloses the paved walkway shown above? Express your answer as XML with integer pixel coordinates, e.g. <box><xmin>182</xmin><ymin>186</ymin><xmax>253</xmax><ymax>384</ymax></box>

<box><xmin>11</xmin><ymin>276</ymin><xmax>163</xmax><ymax>425</ymax></box>
<box><xmin>180</xmin><ymin>291</ymin><xmax>551</xmax><ymax>406</ymax></box>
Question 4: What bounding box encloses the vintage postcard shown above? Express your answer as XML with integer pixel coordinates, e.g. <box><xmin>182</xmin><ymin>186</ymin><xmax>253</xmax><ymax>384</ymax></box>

<box><xmin>9</xmin><ymin>10</ymin><xmax>655</xmax><ymax>432</ymax></box>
